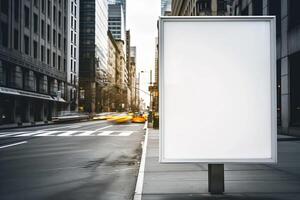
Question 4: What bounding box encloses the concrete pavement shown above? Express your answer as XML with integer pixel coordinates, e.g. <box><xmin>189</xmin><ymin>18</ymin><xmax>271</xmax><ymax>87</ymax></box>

<box><xmin>140</xmin><ymin>128</ymin><xmax>300</xmax><ymax>200</ymax></box>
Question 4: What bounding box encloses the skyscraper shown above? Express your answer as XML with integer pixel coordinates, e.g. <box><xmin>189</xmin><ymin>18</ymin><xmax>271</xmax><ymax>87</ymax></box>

<box><xmin>161</xmin><ymin>0</ymin><xmax>172</xmax><ymax>15</ymax></box>
<box><xmin>108</xmin><ymin>4</ymin><xmax>126</xmax><ymax>41</ymax></box>
<box><xmin>108</xmin><ymin>0</ymin><xmax>126</xmax><ymax>28</ymax></box>
<box><xmin>0</xmin><ymin>0</ymin><xmax>72</xmax><ymax>125</ymax></box>
<box><xmin>79</xmin><ymin>0</ymin><xmax>108</xmax><ymax>113</ymax></box>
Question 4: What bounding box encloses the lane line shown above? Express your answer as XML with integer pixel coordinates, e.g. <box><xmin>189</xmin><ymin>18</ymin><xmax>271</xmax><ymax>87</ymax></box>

<box><xmin>56</xmin><ymin>131</ymin><xmax>78</xmax><ymax>136</ymax></box>
<box><xmin>133</xmin><ymin>121</ymin><xmax>149</xmax><ymax>200</ymax></box>
<box><xmin>118</xmin><ymin>131</ymin><xmax>133</xmax><ymax>136</ymax></box>
<box><xmin>97</xmin><ymin>131</ymin><xmax>114</xmax><ymax>136</ymax></box>
<box><xmin>0</xmin><ymin>141</ymin><xmax>28</xmax><ymax>149</ymax></box>
<box><xmin>94</xmin><ymin>125</ymin><xmax>113</xmax><ymax>131</ymax></box>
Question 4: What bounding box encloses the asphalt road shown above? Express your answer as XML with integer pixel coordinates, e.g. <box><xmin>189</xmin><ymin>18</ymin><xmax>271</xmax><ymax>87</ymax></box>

<box><xmin>0</xmin><ymin>120</ymin><xmax>145</xmax><ymax>200</ymax></box>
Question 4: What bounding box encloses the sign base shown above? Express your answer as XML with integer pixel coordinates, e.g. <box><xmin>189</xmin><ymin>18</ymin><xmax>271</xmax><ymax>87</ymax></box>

<box><xmin>208</xmin><ymin>164</ymin><xmax>224</xmax><ymax>194</ymax></box>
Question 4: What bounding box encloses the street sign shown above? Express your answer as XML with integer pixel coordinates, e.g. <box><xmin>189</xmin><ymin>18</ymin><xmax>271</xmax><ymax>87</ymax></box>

<box><xmin>159</xmin><ymin>17</ymin><xmax>277</xmax><ymax>163</ymax></box>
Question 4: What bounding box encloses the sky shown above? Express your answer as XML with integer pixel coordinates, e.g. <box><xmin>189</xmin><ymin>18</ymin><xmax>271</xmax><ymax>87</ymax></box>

<box><xmin>127</xmin><ymin>0</ymin><xmax>160</xmax><ymax>107</ymax></box>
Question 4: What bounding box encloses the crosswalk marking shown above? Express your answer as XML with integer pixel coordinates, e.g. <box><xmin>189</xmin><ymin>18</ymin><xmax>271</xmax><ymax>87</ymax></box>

<box><xmin>15</xmin><ymin>131</ymin><xmax>44</xmax><ymax>137</ymax></box>
<box><xmin>56</xmin><ymin>131</ymin><xmax>78</xmax><ymax>136</ymax></box>
<box><xmin>75</xmin><ymin>131</ymin><xmax>96</xmax><ymax>136</ymax></box>
<box><xmin>0</xmin><ymin>130</ymin><xmax>135</xmax><ymax>137</ymax></box>
<box><xmin>35</xmin><ymin>131</ymin><xmax>60</xmax><ymax>136</ymax></box>
<box><xmin>118</xmin><ymin>131</ymin><xmax>133</xmax><ymax>136</ymax></box>
<box><xmin>0</xmin><ymin>132</ymin><xmax>26</xmax><ymax>137</ymax></box>
<box><xmin>97</xmin><ymin>131</ymin><xmax>114</xmax><ymax>136</ymax></box>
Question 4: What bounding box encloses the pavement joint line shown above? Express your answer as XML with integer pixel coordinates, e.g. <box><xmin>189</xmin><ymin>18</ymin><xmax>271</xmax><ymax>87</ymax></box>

<box><xmin>0</xmin><ymin>141</ymin><xmax>28</xmax><ymax>149</ymax></box>
<box><xmin>133</xmin><ymin>121</ymin><xmax>149</xmax><ymax>200</ymax></box>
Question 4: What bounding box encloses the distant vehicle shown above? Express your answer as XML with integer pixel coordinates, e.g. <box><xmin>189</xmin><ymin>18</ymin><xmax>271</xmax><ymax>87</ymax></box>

<box><xmin>52</xmin><ymin>111</ymin><xmax>89</xmax><ymax>122</ymax></box>
<box><xmin>132</xmin><ymin>112</ymin><xmax>147</xmax><ymax>123</ymax></box>
<box><xmin>108</xmin><ymin>114</ymin><xmax>132</xmax><ymax>123</ymax></box>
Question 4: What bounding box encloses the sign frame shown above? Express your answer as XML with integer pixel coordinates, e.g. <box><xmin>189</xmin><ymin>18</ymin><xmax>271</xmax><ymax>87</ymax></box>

<box><xmin>159</xmin><ymin>16</ymin><xmax>277</xmax><ymax>163</ymax></box>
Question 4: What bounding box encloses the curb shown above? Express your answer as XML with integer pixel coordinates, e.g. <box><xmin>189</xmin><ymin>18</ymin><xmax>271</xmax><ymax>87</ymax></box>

<box><xmin>133</xmin><ymin>121</ymin><xmax>149</xmax><ymax>200</ymax></box>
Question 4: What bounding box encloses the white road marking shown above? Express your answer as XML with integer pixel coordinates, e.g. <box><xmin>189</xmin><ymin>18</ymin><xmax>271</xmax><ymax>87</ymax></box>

<box><xmin>75</xmin><ymin>131</ymin><xmax>96</xmax><ymax>136</ymax></box>
<box><xmin>35</xmin><ymin>131</ymin><xmax>60</xmax><ymax>136</ymax></box>
<box><xmin>95</xmin><ymin>125</ymin><xmax>113</xmax><ymax>131</ymax></box>
<box><xmin>133</xmin><ymin>121</ymin><xmax>148</xmax><ymax>200</ymax></box>
<box><xmin>14</xmin><ymin>131</ymin><xmax>44</xmax><ymax>137</ymax></box>
<box><xmin>97</xmin><ymin>131</ymin><xmax>114</xmax><ymax>136</ymax></box>
<box><xmin>0</xmin><ymin>132</ymin><xmax>26</xmax><ymax>137</ymax></box>
<box><xmin>0</xmin><ymin>141</ymin><xmax>28</xmax><ymax>149</ymax></box>
<box><xmin>56</xmin><ymin>131</ymin><xmax>78</xmax><ymax>136</ymax></box>
<box><xmin>118</xmin><ymin>131</ymin><xmax>133</xmax><ymax>136</ymax></box>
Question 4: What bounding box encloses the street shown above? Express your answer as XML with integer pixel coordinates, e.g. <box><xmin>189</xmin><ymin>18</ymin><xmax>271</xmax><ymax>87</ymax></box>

<box><xmin>0</xmin><ymin>120</ymin><xmax>145</xmax><ymax>200</ymax></box>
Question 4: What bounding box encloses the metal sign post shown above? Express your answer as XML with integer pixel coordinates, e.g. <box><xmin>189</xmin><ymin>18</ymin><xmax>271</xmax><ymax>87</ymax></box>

<box><xmin>208</xmin><ymin>164</ymin><xmax>224</xmax><ymax>194</ymax></box>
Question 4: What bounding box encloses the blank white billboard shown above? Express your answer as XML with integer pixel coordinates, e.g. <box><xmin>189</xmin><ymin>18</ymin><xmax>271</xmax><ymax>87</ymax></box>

<box><xmin>159</xmin><ymin>17</ymin><xmax>277</xmax><ymax>163</ymax></box>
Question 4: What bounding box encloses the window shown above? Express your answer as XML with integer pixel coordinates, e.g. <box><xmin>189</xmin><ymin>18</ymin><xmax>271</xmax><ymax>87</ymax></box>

<box><xmin>41</xmin><ymin>20</ymin><xmax>45</xmax><ymax>38</ymax></box>
<box><xmin>64</xmin><ymin>38</ymin><xmax>66</xmax><ymax>52</ymax></box>
<box><xmin>33</xmin><ymin>41</ymin><xmax>38</xmax><ymax>58</ymax></box>
<box><xmin>71</xmin><ymin>16</ymin><xmax>73</xmax><ymax>28</ymax></box>
<box><xmin>74</xmin><ymin>34</ymin><xmax>76</xmax><ymax>45</ymax></box>
<box><xmin>34</xmin><ymin>14</ymin><xmax>38</xmax><ymax>33</ymax></box>
<box><xmin>1</xmin><ymin>22</ymin><xmax>8</xmax><ymax>47</ymax></box>
<box><xmin>58</xmin><ymin>33</ymin><xmax>61</xmax><ymax>49</ymax></box>
<box><xmin>71</xmin><ymin>2</ymin><xmax>74</xmax><ymax>14</ymax></box>
<box><xmin>34</xmin><ymin>0</ymin><xmax>38</xmax><ymax>8</ymax></box>
<box><xmin>48</xmin><ymin>0</ymin><xmax>51</xmax><ymax>18</ymax></box>
<box><xmin>24</xmin><ymin>35</ymin><xmax>29</xmax><ymax>55</ymax></box>
<box><xmin>53</xmin><ymin>52</ymin><xmax>56</xmax><ymax>68</ymax></box>
<box><xmin>1</xmin><ymin>0</ymin><xmax>9</xmax><ymax>15</ymax></box>
<box><xmin>24</xmin><ymin>6</ymin><xmax>30</xmax><ymax>28</ymax></box>
<box><xmin>64</xmin><ymin>59</ymin><xmax>66</xmax><ymax>71</ymax></box>
<box><xmin>74</xmin><ymin>20</ymin><xmax>77</xmax><ymax>30</ymax></box>
<box><xmin>47</xmin><ymin>49</ymin><xmax>50</xmax><ymax>64</ymax></box>
<box><xmin>71</xmin><ymin>30</ymin><xmax>73</xmax><ymax>43</ymax></box>
<box><xmin>75</xmin><ymin>6</ymin><xmax>77</xmax><ymax>17</ymax></box>
<box><xmin>71</xmin><ymin>45</ymin><xmax>73</xmax><ymax>57</ymax></box>
<box><xmin>42</xmin><ymin>0</ymin><xmax>45</xmax><ymax>13</ymax></box>
<box><xmin>58</xmin><ymin>56</ymin><xmax>61</xmax><ymax>70</ymax></box>
<box><xmin>14</xmin><ymin>29</ymin><xmax>19</xmax><ymax>50</ymax></box>
<box><xmin>289</xmin><ymin>0</ymin><xmax>300</xmax><ymax>29</ymax></box>
<box><xmin>47</xmin><ymin>24</ymin><xmax>51</xmax><ymax>42</ymax></box>
<box><xmin>53</xmin><ymin>5</ymin><xmax>56</xmax><ymax>23</ymax></box>
<box><xmin>58</xmin><ymin>11</ymin><xmax>62</xmax><ymax>27</ymax></box>
<box><xmin>71</xmin><ymin>59</ymin><xmax>73</xmax><ymax>71</ymax></box>
<box><xmin>53</xmin><ymin>29</ymin><xmax>56</xmax><ymax>46</ymax></box>
<box><xmin>14</xmin><ymin>0</ymin><xmax>19</xmax><ymax>21</ymax></box>
<box><xmin>74</xmin><ymin>61</ymin><xmax>76</xmax><ymax>73</ymax></box>
<box><xmin>74</xmin><ymin>47</ymin><xmax>76</xmax><ymax>58</ymax></box>
<box><xmin>41</xmin><ymin>45</ymin><xmax>45</xmax><ymax>62</ymax></box>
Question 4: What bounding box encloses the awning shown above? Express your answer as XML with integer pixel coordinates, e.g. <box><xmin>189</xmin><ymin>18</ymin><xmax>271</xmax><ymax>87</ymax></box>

<box><xmin>0</xmin><ymin>86</ymin><xmax>64</xmax><ymax>102</ymax></box>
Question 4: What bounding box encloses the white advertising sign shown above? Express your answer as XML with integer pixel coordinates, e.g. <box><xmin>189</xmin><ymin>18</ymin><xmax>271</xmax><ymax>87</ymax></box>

<box><xmin>159</xmin><ymin>17</ymin><xmax>277</xmax><ymax>163</ymax></box>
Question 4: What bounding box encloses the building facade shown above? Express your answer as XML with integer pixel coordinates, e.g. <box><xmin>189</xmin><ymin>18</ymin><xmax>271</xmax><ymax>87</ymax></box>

<box><xmin>79</xmin><ymin>0</ymin><xmax>108</xmax><ymax>113</ymax></box>
<box><xmin>172</xmin><ymin>0</ymin><xmax>232</xmax><ymax>16</ymax></box>
<box><xmin>161</xmin><ymin>0</ymin><xmax>172</xmax><ymax>15</ymax></box>
<box><xmin>232</xmin><ymin>0</ymin><xmax>300</xmax><ymax>134</ymax></box>
<box><xmin>67</xmin><ymin>0</ymin><xmax>80</xmax><ymax>111</ymax></box>
<box><xmin>0</xmin><ymin>0</ymin><xmax>71</xmax><ymax>125</ymax></box>
<box><xmin>108</xmin><ymin>4</ymin><xmax>125</xmax><ymax>41</ymax></box>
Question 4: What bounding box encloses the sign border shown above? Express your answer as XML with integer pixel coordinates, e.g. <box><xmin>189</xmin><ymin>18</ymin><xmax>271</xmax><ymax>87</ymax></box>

<box><xmin>159</xmin><ymin>16</ymin><xmax>277</xmax><ymax>163</ymax></box>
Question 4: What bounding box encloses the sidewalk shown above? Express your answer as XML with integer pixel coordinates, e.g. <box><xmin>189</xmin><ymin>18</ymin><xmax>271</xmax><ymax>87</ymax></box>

<box><xmin>140</xmin><ymin>128</ymin><xmax>300</xmax><ymax>200</ymax></box>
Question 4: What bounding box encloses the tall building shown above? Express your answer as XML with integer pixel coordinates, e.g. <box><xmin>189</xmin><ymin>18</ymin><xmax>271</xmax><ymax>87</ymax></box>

<box><xmin>172</xmin><ymin>0</ymin><xmax>232</xmax><ymax>16</ymax></box>
<box><xmin>108</xmin><ymin>0</ymin><xmax>126</xmax><ymax>28</ymax></box>
<box><xmin>108</xmin><ymin>4</ymin><xmax>125</xmax><ymax>41</ymax></box>
<box><xmin>130</xmin><ymin>46</ymin><xmax>137</xmax><ymax>110</ymax></box>
<box><xmin>0</xmin><ymin>0</ymin><xmax>71</xmax><ymax>125</ymax></box>
<box><xmin>67</xmin><ymin>0</ymin><xmax>80</xmax><ymax>111</ymax></box>
<box><xmin>161</xmin><ymin>0</ymin><xmax>172</xmax><ymax>15</ymax></box>
<box><xmin>79</xmin><ymin>0</ymin><xmax>108</xmax><ymax>113</ymax></box>
<box><xmin>232</xmin><ymin>0</ymin><xmax>300</xmax><ymax>135</ymax></box>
